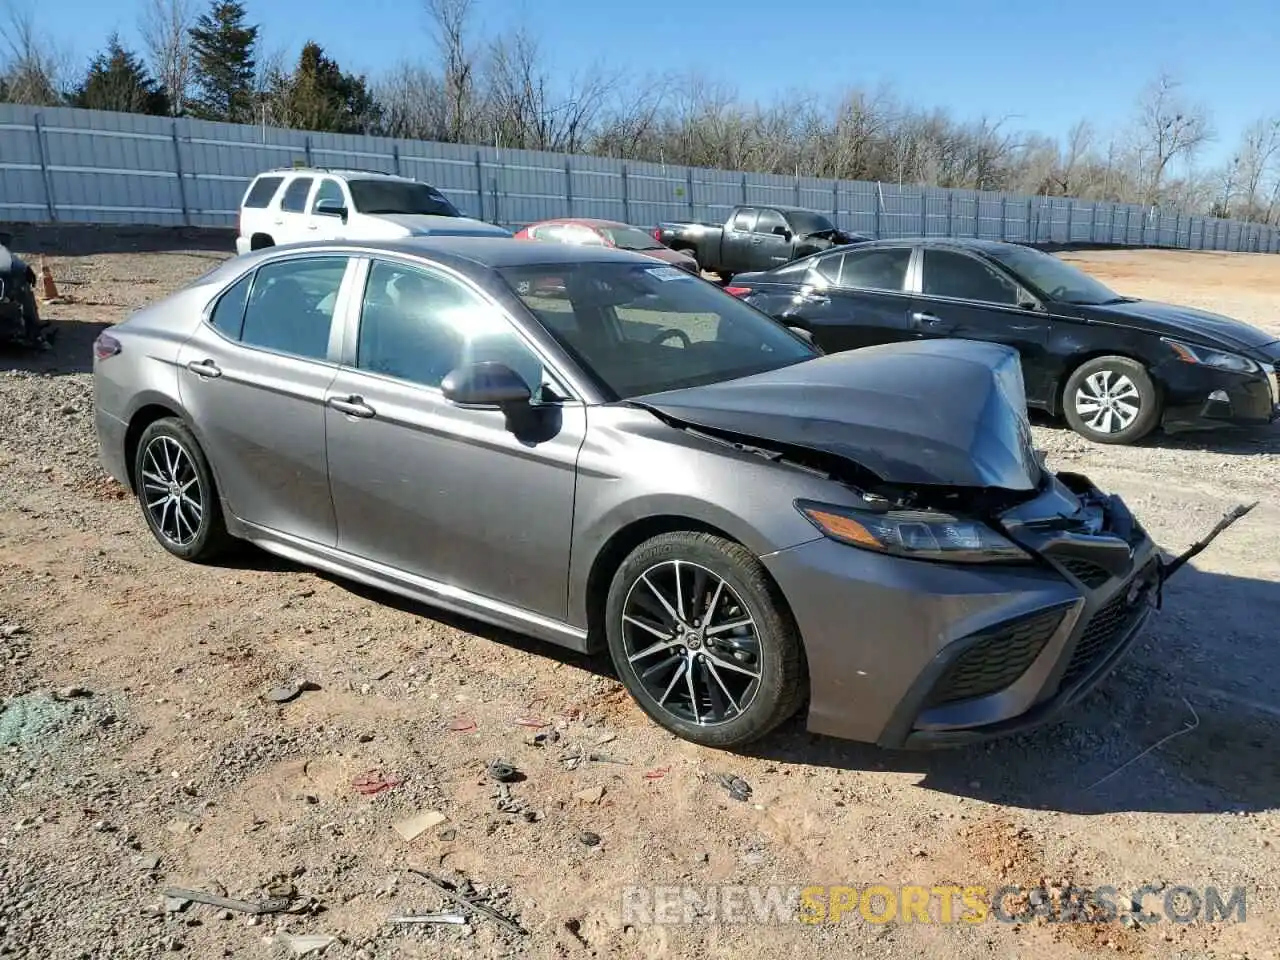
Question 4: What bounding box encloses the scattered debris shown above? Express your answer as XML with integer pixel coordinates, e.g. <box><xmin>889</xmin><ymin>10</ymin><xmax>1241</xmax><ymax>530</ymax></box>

<box><xmin>526</xmin><ymin>730</ymin><xmax>560</xmax><ymax>747</ymax></box>
<box><xmin>718</xmin><ymin>774</ymin><xmax>752</xmax><ymax>802</ymax></box>
<box><xmin>586</xmin><ymin>752</ymin><xmax>630</xmax><ymax>765</ymax></box>
<box><xmin>643</xmin><ymin>766</ymin><xmax>670</xmax><ymax>781</ymax></box>
<box><xmin>53</xmin><ymin>686</ymin><xmax>92</xmax><ymax>701</ymax></box>
<box><xmin>408</xmin><ymin>870</ymin><xmax>527</xmax><ymax>936</ymax></box>
<box><xmin>351</xmin><ymin>769</ymin><xmax>403</xmax><ymax>795</ymax></box>
<box><xmin>274</xmin><ymin>933</ymin><xmax>336</xmax><ymax>957</ymax></box>
<box><xmin>579</xmin><ymin>831</ymin><xmax>601</xmax><ymax>847</ymax></box>
<box><xmin>513</xmin><ymin>715</ymin><xmax>550</xmax><ymax>728</ymax></box>
<box><xmin>0</xmin><ymin>624</ymin><xmax>25</xmax><ymax>639</ymax></box>
<box><xmin>447</xmin><ymin>717</ymin><xmax>477</xmax><ymax>733</ymax></box>
<box><xmin>595</xmin><ymin>733</ymin><xmax>617</xmax><ymax>745</ymax></box>
<box><xmin>494</xmin><ymin>783</ymin><xmax>523</xmax><ymax>814</ymax></box>
<box><xmin>387</xmin><ymin>913</ymin><xmax>467</xmax><ymax>925</ymax></box>
<box><xmin>393</xmin><ymin>809</ymin><xmax>448</xmax><ymax>842</ymax></box>
<box><xmin>486</xmin><ymin>759</ymin><xmax>518</xmax><ymax>783</ymax></box>
<box><xmin>439</xmin><ymin>828</ymin><xmax>457</xmax><ymax>842</ymax></box>
<box><xmin>573</xmin><ymin>786</ymin><xmax>605</xmax><ymax>805</ymax></box>
<box><xmin>264</xmin><ymin>680</ymin><xmax>319</xmax><ymax>704</ymax></box>
<box><xmin>137</xmin><ymin>854</ymin><xmax>161</xmax><ymax>871</ymax></box>
<box><xmin>163</xmin><ymin>896</ymin><xmax>190</xmax><ymax>913</ymax></box>
<box><xmin>161</xmin><ymin>887</ymin><xmax>290</xmax><ymax>916</ymax></box>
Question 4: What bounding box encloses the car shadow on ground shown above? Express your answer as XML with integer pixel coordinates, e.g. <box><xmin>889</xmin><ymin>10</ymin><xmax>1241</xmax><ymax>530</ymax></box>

<box><xmin>0</xmin><ymin>320</ymin><xmax>112</xmax><ymax>376</ymax></box>
<box><xmin>214</xmin><ymin>542</ymin><xmax>1280</xmax><ymax>819</ymax></box>
<box><xmin>1028</xmin><ymin>410</ymin><xmax>1280</xmax><ymax>456</ymax></box>
<box><xmin>2</xmin><ymin>223</ymin><xmax>236</xmax><ymax>257</ymax></box>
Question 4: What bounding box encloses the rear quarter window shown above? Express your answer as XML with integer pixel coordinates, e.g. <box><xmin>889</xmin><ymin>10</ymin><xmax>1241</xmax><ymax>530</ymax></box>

<box><xmin>208</xmin><ymin>272</ymin><xmax>253</xmax><ymax>339</ymax></box>
<box><xmin>243</xmin><ymin>176</ymin><xmax>283</xmax><ymax>209</ymax></box>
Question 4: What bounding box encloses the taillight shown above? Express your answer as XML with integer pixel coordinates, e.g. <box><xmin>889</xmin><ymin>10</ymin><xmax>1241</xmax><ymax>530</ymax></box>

<box><xmin>724</xmin><ymin>286</ymin><xmax>752</xmax><ymax>298</ymax></box>
<box><xmin>93</xmin><ymin>331</ymin><xmax>122</xmax><ymax>360</ymax></box>
<box><xmin>652</xmin><ymin>228</ymin><xmax>663</xmax><ymax>243</ymax></box>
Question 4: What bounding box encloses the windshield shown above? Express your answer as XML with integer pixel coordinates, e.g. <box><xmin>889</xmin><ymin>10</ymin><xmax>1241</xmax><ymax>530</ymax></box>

<box><xmin>347</xmin><ymin>180</ymin><xmax>461</xmax><ymax>217</ymax></box>
<box><xmin>497</xmin><ymin>261</ymin><xmax>817</xmax><ymax>399</ymax></box>
<box><xmin>788</xmin><ymin>211</ymin><xmax>837</xmax><ymax>235</ymax></box>
<box><xmin>600</xmin><ymin>225</ymin><xmax>663</xmax><ymax>250</ymax></box>
<box><xmin>986</xmin><ymin>245</ymin><xmax>1123</xmax><ymax>305</ymax></box>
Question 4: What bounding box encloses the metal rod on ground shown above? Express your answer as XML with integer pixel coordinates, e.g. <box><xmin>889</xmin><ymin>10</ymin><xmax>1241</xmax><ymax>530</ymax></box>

<box><xmin>408</xmin><ymin>870</ymin><xmax>527</xmax><ymax>936</ymax></box>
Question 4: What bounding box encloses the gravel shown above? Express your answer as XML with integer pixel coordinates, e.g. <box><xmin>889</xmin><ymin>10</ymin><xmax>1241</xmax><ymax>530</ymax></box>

<box><xmin>0</xmin><ymin>232</ymin><xmax>1277</xmax><ymax>959</ymax></box>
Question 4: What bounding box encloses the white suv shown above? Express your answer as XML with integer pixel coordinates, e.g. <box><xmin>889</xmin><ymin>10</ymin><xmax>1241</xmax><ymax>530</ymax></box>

<box><xmin>234</xmin><ymin>168</ymin><xmax>511</xmax><ymax>254</ymax></box>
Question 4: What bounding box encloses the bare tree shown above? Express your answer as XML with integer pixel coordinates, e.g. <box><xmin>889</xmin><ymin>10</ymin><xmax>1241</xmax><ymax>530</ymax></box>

<box><xmin>139</xmin><ymin>0</ymin><xmax>195</xmax><ymax>115</ymax></box>
<box><xmin>0</xmin><ymin>0</ymin><xmax>64</xmax><ymax>104</ymax></box>
<box><xmin>1234</xmin><ymin>117</ymin><xmax>1280</xmax><ymax>220</ymax></box>
<box><xmin>1132</xmin><ymin>72</ymin><xmax>1213</xmax><ymax>205</ymax></box>
<box><xmin>425</xmin><ymin>0</ymin><xmax>477</xmax><ymax>143</ymax></box>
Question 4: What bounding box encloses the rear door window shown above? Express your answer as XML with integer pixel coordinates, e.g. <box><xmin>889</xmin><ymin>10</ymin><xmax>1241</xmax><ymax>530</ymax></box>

<box><xmin>239</xmin><ymin>256</ymin><xmax>349</xmax><ymax>360</ymax></box>
<box><xmin>279</xmin><ymin>177</ymin><xmax>315</xmax><ymax>214</ymax></box>
<box><xmin>836</xmin><ymin>247</ymin><xmax>911</xmax><ymax>292</ymax></box>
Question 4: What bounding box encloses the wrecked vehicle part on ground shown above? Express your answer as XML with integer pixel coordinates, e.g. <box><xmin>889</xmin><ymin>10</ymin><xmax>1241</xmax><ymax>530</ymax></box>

<box><xmin>0</xmin><ymin>232</ymin><xmax>49</xmax><ymax>348</ymax></box>
<box><xmin>92</xmin><ymin>239</ymin><xmax>1252</xmax><ymax>751</ymax></box>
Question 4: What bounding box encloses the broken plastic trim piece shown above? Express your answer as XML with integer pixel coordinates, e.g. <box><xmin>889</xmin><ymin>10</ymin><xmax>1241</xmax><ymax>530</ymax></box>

<box><xmin>1154</xmin><ymin>500</ymin><xmax>1258</xmax><ymax>608</ymax></box>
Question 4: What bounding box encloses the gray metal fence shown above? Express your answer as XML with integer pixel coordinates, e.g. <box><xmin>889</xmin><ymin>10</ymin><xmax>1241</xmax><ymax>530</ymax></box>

<box><xmin>2</xmin><ymin>103</ymin><xmax>1277</xmax><ymax>253</ymax></box>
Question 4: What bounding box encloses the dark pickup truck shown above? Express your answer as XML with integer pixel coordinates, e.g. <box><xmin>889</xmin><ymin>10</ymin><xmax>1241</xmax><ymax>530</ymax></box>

<box><xmin>655</xmin><ymin>205</ymin><xmax>869</xmax><ymax>279</ymax></box>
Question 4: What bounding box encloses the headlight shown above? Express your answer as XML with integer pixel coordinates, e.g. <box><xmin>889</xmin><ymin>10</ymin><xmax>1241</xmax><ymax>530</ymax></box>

<box><xmin>795</xmin><ymin>499</ymin><xmax>1032</xmax><ymax>564</ymax></box>
<box><xmin>1163</xmin><ymin>338</ymin><xmax>1260</xmax><ymax>374</ymax></box>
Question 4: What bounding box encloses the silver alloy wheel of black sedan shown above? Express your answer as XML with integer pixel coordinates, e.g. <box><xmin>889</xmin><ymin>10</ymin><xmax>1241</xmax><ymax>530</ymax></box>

<box><xmin>140</xmin><ymin>434</ymin><xmax>204</xmax><ymax>546</ymax></box>
<box><xmin>620</xmin><ymin>559</ymin><xmax>762</xmax><ymax>725</ymax></box>
<box><xmin>1073</xmin><ymin>369</ymin><xmax>1142</xmax><ymax>435</ymax></box>
<box><xmin>1063</xmin><ymin>355</ymin><xmax>1161</xmax><ymax>444</ymax></box>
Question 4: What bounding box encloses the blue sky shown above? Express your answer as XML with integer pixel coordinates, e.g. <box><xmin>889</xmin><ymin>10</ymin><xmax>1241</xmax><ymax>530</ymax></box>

<box><xmin>39</xmin><ymin>0</ymin><xmax>1280</xmax><ymax>168</ymax></box>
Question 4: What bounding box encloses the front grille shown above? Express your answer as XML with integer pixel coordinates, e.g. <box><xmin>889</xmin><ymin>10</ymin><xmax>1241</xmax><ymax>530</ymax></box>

<box><xmin>925</xmin><ymin>607</ymin><xmax>1068</xmax><ymax>707</ymax></box>
<box><xmin>1059</xmin><ymin>568</ymin><xmax>1154</xmax><ymax>688</ymax></box>
<box><xmin>1057</xmin><ymin>557</ymin><xmax>1113</xmax><ymax>589</ymax></box>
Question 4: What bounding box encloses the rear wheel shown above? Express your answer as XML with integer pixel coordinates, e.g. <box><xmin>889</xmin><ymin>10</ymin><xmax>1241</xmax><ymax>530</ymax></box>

<box><xmin>604</xmin><ymin>532</ymin><xmax>807</xmax><ymax>748</ymax></box>
<box><xmin>133</xmin><ymin>418</ymin><xmax>233</xmax><ymax>562</ymax></box>
<box><xmin>1062</xmin><ymin>355</ymin><xmax>1161</xmax><ymax>444</ymax></box>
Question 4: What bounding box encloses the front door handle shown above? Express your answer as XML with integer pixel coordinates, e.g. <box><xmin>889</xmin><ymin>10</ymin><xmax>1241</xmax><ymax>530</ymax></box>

<box><xmin>185</xmin><ymin>359</ymin><xmax>221</xmax><ymax>378</ymax></box>
<box><xmin>327</xmin><ymin>394</ymin><xmax>376</xmax><ymax>418</ymax></box>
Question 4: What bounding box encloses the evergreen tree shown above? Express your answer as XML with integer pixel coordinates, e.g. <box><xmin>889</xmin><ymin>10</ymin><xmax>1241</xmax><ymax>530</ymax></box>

<box><xmin>267</xmin><ymin>41</ymin><xmax>380</xmax><ymax>134</ymax></box>
<box><xmin>187</xmin><ymin>0</ymin><xmax>258</xmax><ymax>122</ymax></box>
<box><xmin>69</xmin><ymin>35</ymin><xmax>169</xmax><ymax>115</ymax></box>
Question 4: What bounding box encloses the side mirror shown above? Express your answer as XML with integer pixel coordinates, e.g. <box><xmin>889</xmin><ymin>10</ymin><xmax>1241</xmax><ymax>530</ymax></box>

<box><xmin>772</xmin><ymin>225</ymin><xmax>791</xmax><ymax>239</ymax></box>
<box><xmin>315</xmin><ymin>199</ymin><xmax>348</xmax><ymax>221</ymax></box>
<box><xmin>441</xmin><ymin>361</ymin><xmax>532</xmax><ymax>408</ymax></box>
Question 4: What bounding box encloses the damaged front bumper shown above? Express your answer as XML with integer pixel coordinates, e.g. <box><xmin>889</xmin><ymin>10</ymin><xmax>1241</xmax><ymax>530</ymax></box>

<box><xmin>763</xmin><ymin>472</ymin><xmax>1249</xmax><ymax>749</ymax></box>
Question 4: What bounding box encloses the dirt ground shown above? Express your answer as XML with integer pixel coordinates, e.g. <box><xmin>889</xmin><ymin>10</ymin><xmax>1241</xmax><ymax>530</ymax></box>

<box><xmin>1</xmin><ymin>231</ymin><xmax>1278</xmax><ymax>960</ymax></box>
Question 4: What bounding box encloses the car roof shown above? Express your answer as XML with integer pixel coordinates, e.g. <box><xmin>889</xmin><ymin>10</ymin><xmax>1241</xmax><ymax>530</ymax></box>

<box><xmin>230</xmin><ymin>236</ymin><xmax>660</xmax><ymax>273</ymax></box>
<box><xmin>256</xmin><ymin>168</ymin><xmax>418</xmax><ymax>182</ymax></box>
<box><xmin>839</xmin><ymin>237</ymin><xmax>1028</xmax><ymax>254</ymax></box>
<box><xmin>528</xmin><ymin>218</ymin><xmax>632</xmax><ymax>229</ymax></box>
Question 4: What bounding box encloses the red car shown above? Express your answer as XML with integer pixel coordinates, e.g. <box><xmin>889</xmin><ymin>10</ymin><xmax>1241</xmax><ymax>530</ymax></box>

<box><xmin>513</xmin><ymin>218</ymin><xmax>700</xmax><ymax>273</ymax></box>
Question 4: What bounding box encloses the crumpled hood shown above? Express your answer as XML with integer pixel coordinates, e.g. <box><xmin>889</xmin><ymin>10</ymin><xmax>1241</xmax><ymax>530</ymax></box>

<box><xmin>376</xmin><ymin>214</ymin><xmax>512</xmax><ymax>238</ymax></box>
<box><xmin>632</xmin><ymin>339</ymin><xmax>1042</xmax><ymax>491</ymax></box>
<box><xmin>1090</xmin><ymin>299</ymin><xmax>1277</xmax><ymax>351</ymax></box>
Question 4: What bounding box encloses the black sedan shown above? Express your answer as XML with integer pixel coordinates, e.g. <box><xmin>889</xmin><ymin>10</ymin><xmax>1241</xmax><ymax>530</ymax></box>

<box><xmin>727</xmin><ymin>238</ymin><xmax>1280</xmax><ymax>444</ymax></box>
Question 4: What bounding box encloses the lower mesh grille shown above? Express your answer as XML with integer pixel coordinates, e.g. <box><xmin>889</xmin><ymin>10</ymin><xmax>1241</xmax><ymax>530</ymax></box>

<box><xmin>1057</xmin><ymin>556</ymin><xmax>1113</xmax><ymax>589</ymax></box>
<box><xmin>925</xmin><ymin>607</ymin><xmax>1068</xmax><ymax>707</ymax></box>
<box><xmin>1059</xmin><ymin>569</ymin><xmax>1154</xmax><ymax>688</ymax></box>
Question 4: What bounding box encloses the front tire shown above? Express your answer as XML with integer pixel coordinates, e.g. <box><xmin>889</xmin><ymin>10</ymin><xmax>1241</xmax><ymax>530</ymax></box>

<box><xmin>604</xmin><ymin>532</ymin><xmax>807</xmax><ymax>748</ymax></box>
<box><xmin>133</xmin><ymin>418</ymin><xmax>233</xmax><ymax>562</ymax></box>
<box><xmin>1062</xmin><ymin>356</ymin><xmax>1161</xmax><ymax>445</ymax></box>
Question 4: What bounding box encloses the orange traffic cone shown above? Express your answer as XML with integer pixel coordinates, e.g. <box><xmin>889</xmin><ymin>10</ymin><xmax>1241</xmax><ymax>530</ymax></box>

<box><xmin>38</xmin><ymin>256</ymin><xmax>59</xmax><ymax>301</ymax></box>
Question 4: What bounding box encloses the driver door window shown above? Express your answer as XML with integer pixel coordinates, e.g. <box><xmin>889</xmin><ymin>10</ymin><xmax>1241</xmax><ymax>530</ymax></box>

<box><xmin>754</xmin><ymin>209</ymin><xmax>787</xmax><ymax>237</ymax></box>
<box><xmin>922</xmin><ymin>249</ymin><xmax>1020</xmax><ymax>305</ymax></box>
<box><xmin>356</xmin><ymin>260</ymin><xmax>546</xmax><ymax>393</ymax></box>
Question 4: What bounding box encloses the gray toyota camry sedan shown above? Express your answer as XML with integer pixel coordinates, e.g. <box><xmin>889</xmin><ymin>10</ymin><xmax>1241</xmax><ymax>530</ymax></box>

<box><xmin>93</xmin><ymin>237</ymin><xmax>1163</xmax><ymax>749</ymax></box>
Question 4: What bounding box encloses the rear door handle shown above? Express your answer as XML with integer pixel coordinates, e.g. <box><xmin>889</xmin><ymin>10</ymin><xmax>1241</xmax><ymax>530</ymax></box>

<box><xmin>185</xmin><ymin>359</ymin><xmax>221</xmax><ymax>378</ymax></box>
<box><xmin>912</xmin><ymin>311</ymin><xmax>954</xmax><ymax>332</ymax></box>
<box><xmin>327</xmin><ymin>394</ymin><xmax>375</xmax><ymax>418</ymax></box>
